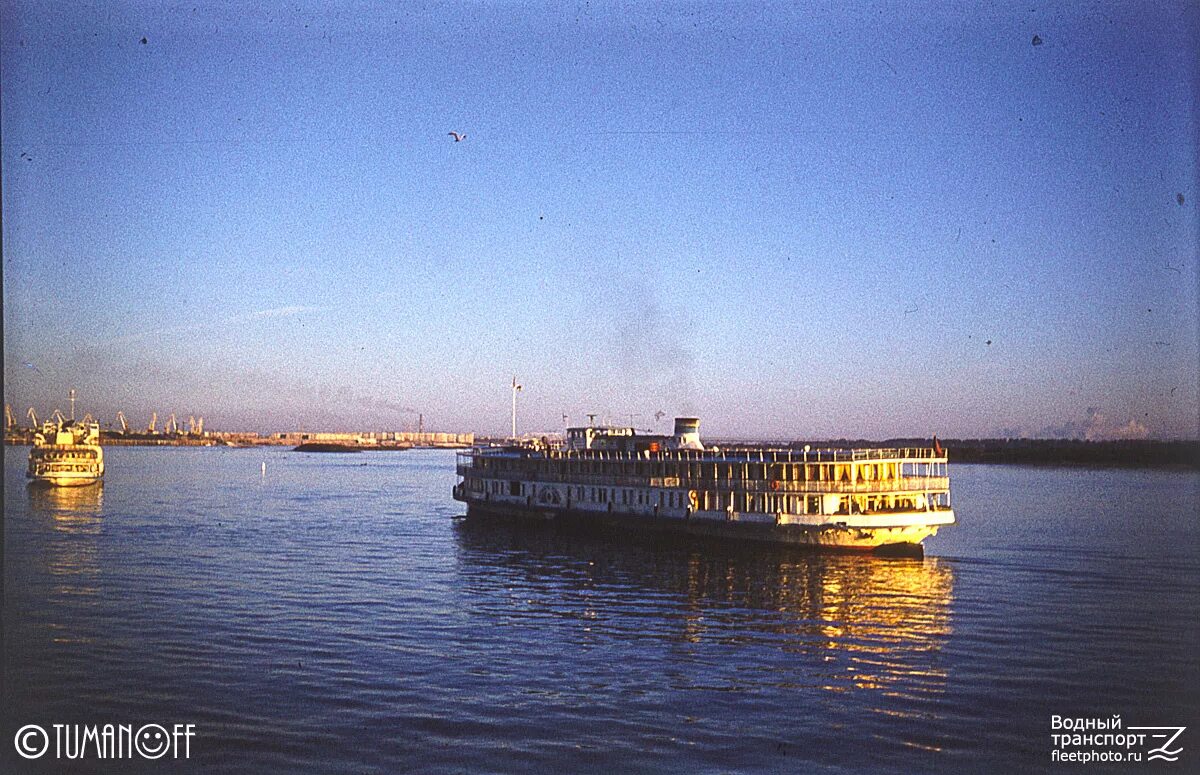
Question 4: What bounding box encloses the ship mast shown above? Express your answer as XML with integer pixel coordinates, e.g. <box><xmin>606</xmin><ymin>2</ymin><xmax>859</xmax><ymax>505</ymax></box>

<box><xmin>510</xmin><ymin>377</ymin><xmax>522</xmax><ymax>439</ymax></box>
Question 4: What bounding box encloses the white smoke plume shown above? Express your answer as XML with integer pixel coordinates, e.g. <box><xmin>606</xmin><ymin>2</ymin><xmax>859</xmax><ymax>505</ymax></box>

<box><xmin>1036</xmin><ymin>407</ymin><xmax>1150</xmax><ymax>441</ymax></box>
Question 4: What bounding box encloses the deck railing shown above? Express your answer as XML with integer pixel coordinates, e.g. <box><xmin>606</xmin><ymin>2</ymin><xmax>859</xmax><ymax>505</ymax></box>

<box><xmin>455</xmin><ymin>464</ymin><xmax>948</xmax><ymax>494</ymax></box>
<box><xmin>713</xmin><ymin>447</ymin><xmax>942</xmax><ymax>462</ymax></box>
<box><xmin>458</xmin><ymin>446</ymin><xmax>944</xmax><ymax>465</ymax></box>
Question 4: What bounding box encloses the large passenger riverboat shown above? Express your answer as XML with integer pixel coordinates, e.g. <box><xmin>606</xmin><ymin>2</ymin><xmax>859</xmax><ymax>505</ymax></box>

<box><xmin>453</xmin><ymin>418</ymin><xmax>955</xmax><ymax>554</ymax></box>
<box><xmin>27</xmin><ymin>418</ymin><xmax>105</xmax><ymax>487</ymax></box>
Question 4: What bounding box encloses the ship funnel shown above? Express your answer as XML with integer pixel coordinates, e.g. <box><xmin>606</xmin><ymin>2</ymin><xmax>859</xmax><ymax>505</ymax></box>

<box><xmin>672</xmin><ymin>417</ymin><xmax>703</xmax><ymax>451</ymax></box>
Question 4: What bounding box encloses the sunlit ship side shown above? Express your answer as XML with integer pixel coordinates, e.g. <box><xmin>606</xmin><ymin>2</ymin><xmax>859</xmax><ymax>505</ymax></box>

<box><xmin>27</xmin><ymin>419</ymin><xmax>105</xmax><ymax>487</ymax></box>
<box><xmin>453</xmin><ymin>418</ymin><xmax>954</xmax><ymax>554</ymax></box>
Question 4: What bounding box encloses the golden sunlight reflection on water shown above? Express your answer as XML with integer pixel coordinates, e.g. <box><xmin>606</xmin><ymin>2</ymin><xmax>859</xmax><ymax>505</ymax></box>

<box><xmin>26</xmin><ymin>483</ymin><xmax>104</xmax><ymax>641</ymax></box>
<box><xmin>27</xmin><ymin>481</ymin><xmax>105</xmax><ymax>516</ymax></box>
<box><xmin>454</xmin><ymin>520</ymin><xmax>954</xmax><ymax>713</ymax></box>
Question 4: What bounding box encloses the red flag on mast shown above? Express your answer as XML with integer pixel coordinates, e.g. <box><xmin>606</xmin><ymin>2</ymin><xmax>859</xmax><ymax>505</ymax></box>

<box><xmin>933</xmin><ymin>435</ymin><xmax>944</xmax><ymax>456</ymax></box>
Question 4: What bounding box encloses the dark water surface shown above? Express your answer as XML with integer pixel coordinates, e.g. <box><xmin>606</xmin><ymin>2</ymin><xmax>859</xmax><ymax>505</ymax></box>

<box><xmin>3</xmin><ymin>447</ymin><xmax>1198</xmax><ymax>773</ymax></box>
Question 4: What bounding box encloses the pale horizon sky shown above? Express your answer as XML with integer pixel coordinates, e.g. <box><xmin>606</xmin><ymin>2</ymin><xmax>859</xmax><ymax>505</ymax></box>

<box><xmin>3</xmin><ymin>1</ymin><xmax>1198</xmax><ymax>440</ymax></box>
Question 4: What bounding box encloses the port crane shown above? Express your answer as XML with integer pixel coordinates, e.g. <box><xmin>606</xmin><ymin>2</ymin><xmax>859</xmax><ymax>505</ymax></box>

<box><xmin>4</xmin><ymin>404</ymin><xmax>14</xmax><ymax>432</ymax></box>
<box><xmin>147</xmin><ymin>412</ymin><xmax>157</xmax><ymax>434</ymax></box>
<box><xmin>27</xmin><ymin>407</ymin><xmax>39</xmax><ymax>428</ymax></box>
<box><xmin>116</xmin><ymin>411</ymin><xmax>129</xmax><ymax>434</ymax></box>
<box><xmin>166</xmin><ymin>414</ymin><xmax>178</xmax><ymax>435</ymax></box>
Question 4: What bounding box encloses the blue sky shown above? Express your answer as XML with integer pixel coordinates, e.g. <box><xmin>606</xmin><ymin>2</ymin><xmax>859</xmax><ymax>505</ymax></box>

<box><xmin>3</xmin><ymin>1</ymin><xmax>1197</xmax><ymax>439</ymax></box>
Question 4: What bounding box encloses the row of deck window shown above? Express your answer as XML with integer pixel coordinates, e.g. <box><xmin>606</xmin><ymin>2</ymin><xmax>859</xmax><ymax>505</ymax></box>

<box><xmin>468</xmin><ymin>478</ymin><xmax>948</xmax><ymax>514</ymax></box>
<box><xmin>471</xmin><ymin>458</ymin><xmax>946</xmax><ymax>482</ymax></box>
<box><xmin>35</xmin><ymin>450</ymin><xmax>99</xmax><ymax>461</ymax></box>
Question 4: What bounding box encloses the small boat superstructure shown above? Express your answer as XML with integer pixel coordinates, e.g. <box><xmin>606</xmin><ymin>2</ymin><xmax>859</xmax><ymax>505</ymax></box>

<box><xmin>453</xmin><ymin>417</ymin><xmax>955</xmax><ymax>554</ymax></box>
<box><xmin>27</xmin><ymin>417</ymin><xmax>105</xmax><ymax>487</ymax></box>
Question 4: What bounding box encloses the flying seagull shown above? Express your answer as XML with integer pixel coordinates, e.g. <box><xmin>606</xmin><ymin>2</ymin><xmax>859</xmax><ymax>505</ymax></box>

<box><xmin>448</xmin><ymin>132</ymin><xmax>466</xmax><ymax>142</ymax></box>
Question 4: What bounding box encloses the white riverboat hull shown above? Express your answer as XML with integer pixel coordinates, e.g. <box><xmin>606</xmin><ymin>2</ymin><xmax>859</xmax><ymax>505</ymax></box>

<box><xmin>28</xmin><ymin>471</ymin><xmax>104</xmax><ymax>487</ymax></box>
<box><xmin>458</xmin><ymin>493</ymin><xmax>953</xmax><ymax>555</ymax></box>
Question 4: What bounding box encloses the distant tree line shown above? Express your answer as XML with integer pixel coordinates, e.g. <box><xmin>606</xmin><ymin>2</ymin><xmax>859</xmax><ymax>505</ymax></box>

<box><xmin>775</xmin><ymin>439</ymin><xmax>1200</xmax><ymax>469</ymax></box>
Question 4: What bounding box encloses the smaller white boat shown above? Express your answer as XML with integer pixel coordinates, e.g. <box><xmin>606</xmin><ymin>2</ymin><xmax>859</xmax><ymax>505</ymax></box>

<box><xmin>27</xmin><ymin>418</ymin><xmax>105</xmax><ymax>487</ymax></box>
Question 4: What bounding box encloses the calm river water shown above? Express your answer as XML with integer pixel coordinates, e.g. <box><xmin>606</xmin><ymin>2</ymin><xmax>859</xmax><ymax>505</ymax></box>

<box><xmin>3</xmin><ymin>447</ymin><xmax>1197</xmax><ymax>773</ymax></box>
